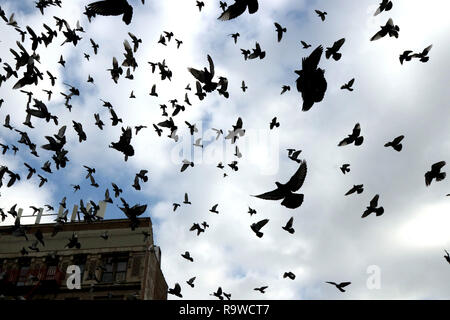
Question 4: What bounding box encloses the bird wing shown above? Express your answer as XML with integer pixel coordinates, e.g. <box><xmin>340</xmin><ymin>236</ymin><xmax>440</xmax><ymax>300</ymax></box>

<box><xmin>285</xmin><ymin>217</ymin><xmax>293</xmax><ymax>228</ymax></box>
<box><xmin>422</xmin><ymin>44</ymin><xmax>432</xmax><ymax>55</ymax></box>
<box><xmin>206</xmin><ymin>55</ymin><xmax>215</xmax><ymax>79</ymax></box>
<box><xmin>303</xmin><ymin>45</ymin><xmax>323</xmax><ymax>70</ymax></box>
<box><xmin>253</xmin><ymin>219</ymin><xmax>269</xmax><ymax>230</ymax></box>
<box><xmin>88</xmin><ymin>0</ymin><xmax>126</xmax><ymax>16</ymax></box>
<box><xmin>333</xmin><ymin>38</ymin><xmax>345</xmax><ymax>50</ymax></box>
<box><xmin>188</xmin><ymin>67</ymin><xmax>206</xmax><ymax>83</ymax></box>
<box><xmin>285</xmin><ymin>160</ymin><xmax>307</xmax><ymax>192</ymax></box>
<box><xmin>392</xmin><ymin>135</ymin><xmax>404</xmax><ymax>145</ymax></box>
<box><xmin>370</xmin><ymin>194</ymin><xmax>379</xmax><ymax>208</ymax></box>
<box><xmin>218</xmin><ymin>1</ymin><xmax>247</xmax><ymax>20</ymax></box>
<box><xmin>254</xmin><ymin>187</ymin><xmax>285</xmax><ymax>200</ymax></box>
<box><xmin>431</xmin><ymin>161</ymin><xmax>446</xmax><ymax>171</ymax></box>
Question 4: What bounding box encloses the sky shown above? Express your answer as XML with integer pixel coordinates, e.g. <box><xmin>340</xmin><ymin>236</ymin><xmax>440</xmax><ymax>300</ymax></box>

<box><xmin>0</xmin><ymin>0</ymin><xmax>449</xmax><ymax>299</ymax></box>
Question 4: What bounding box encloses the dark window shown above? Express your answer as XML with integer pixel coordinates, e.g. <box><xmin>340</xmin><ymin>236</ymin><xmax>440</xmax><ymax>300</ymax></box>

<box><xmin>16</xmin><ymin>258</ymin><xmax>31</xmax><ymax>286</ymax></box>
<box><xmin>101</xmin><ymin>254</ymin><xmax>129</xmax><ymax>283</ymax></box>
<box><xmin>73</xmin><ymin>254</ymin><xmax>87</xmax><ymax>282</ymax></box>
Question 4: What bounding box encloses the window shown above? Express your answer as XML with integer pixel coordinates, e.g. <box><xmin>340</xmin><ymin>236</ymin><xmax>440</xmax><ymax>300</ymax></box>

<box><xmin>16</xmin><ymin>257</ymin><xmax>31</xmax><ymax>286</ymax></box>
<box><xmin>100</xmin><ymin>254</ymin><xmax>129</xmax><ymax>283</ymax></box>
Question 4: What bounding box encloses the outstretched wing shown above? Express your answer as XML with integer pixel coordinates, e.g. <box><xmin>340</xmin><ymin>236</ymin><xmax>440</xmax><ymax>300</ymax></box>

<box><xmin>285</xmin><ymin>160</ymin><xmax>307</xmax><ymax>192</ymax></box>
<box><xmin>218</xmin><ymin>1</ymin><xmax>247</xmax><ymax>21</ymax></box>
<box><xmin>253</xmin><ymin>187</ymin><xmax>285</xmax><ymax>200</ymax></box>
<box><xmin>88</xmin><ymin>0</ymin><xmax>125</xmax><ymax>16</ymax></box>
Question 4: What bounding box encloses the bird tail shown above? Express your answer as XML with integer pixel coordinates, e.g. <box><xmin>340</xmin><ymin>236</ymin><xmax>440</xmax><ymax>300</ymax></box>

<box><xmin>384</xmin><ymin>142</ymin><xmax>391</xmax><ymax>147</ymax></box>
<box><xmin>355</xmin><ymin>136</ymin><xmax>364</xmax><ymax>146</ymax></box>
<box><xmin>393</xmin><ymin>144</ymin><xmax>402</xmax><ymax>152</ymax></box>
<box><xmin>436</xmin><ymin>172</ymin><xmax>446</xmax><ymax>182</ymax></box>
<box><xmin>376</xmin><ymin>207</ymin><xmax>384</xmax><ymax>216</ymax></box>
<box><xmin>281</xmin><ymin>193</ymin><xmax>304</xmax><ymax>209</ymax></box>
<box><xmin>333</xmin><ymin>53</ymin><xmax>342</xmax><ymax>61</ymax></box>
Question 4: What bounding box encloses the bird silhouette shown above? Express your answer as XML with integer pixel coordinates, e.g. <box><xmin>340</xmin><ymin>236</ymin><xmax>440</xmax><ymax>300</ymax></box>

<box><xmin>340</xmin><ymin>78</ymin><xmax>355</xmax><ymax>91</ymax></box>
<box><xmin>370</xmin><ymin>18</ymin><xmax>400</xmax><ymax>41</ymax></box>
<box><xmin>181</xmin><ymin>251</ymin><xmax>194</xmax><ymax>262</ymax></box>
<box><xmin>425</xmin><ymin>161</ymin><xmax>446</xmax><ymax>186</ymax></box>
<box><xmin>168</xmin><ymin>283</ymin><xmax>183</xmax><ymax>298</ymax></box>
<box><xmin>254</xmin><ymin>161</ymin><xmax>307</xmax><ymax>209</ymax></box>
<box><xmin>282</xmin><ymin>217</ymin><xmax>295</xmax><ymax>234</ymax></box>
<box><xmin>384</xmin><ymin>135</ymin><xmax>404</xmax><ymax>152</ymax></box>
<box><xmin>283</xmin><ymin>272</ymin><xmax>296</xmax><ymax>280</ymax></box>
<box><xmin>295</xmin><ymin>46</ymin><xmax>327</xmax><ymax>111</ymax></box>
<box><xmin>315</xmin><ymin>10</ymin><xmax>327</xmax><ymax>21</ymax></box>
<box><xmin>186</xmin><ymin>277</ymin><xmax>196</xmax><ymax>288</ymax></box>
<box><xmin>362</xmin><ymin>195</ymin><xmax>384</xmax><ymax>218</ymax></box>
<box><xmin>345</xmin><ymin>184</ymin><xmax>364</xmax><ymax>196</ymax></box>
<box><xmin>251</xmin><ymin>219</ymin><xmax>269</xmax><ymax>238</ymax></box>
<box><xmin>326</xmin><ymin>281</ymin><xmax>351</xmax><ymax>292</ymax></box>
<box><xmin>274</xmin><ymin>22</ymin><xmax>286</xmax><ymax>42</ymax></box>
<box><xmin>338</xmin><ymin>123</ymin><xmax>364</xmax><ymax>147</ymax></box>
<box><xmin>325</xmin><ymin>38</ymin><xmax>345</xmax><ymax>61</ymax></box>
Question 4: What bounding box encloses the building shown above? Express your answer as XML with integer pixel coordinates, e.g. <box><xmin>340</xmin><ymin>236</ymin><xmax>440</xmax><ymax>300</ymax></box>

<box><xmin>0</xmin><ymin>206</ymin><xmax>167</xmax><ymax>300</ymax></box>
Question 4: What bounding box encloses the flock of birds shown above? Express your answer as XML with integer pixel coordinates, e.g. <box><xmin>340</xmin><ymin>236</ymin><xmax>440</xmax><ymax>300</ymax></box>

<box><xmin>0</xmin><ymin>0</ymin><xmax>448</xmax><ymax>300</ymax></box>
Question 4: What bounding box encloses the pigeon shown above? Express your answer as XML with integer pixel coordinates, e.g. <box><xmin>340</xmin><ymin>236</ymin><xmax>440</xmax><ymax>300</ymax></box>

<box><xmin>326</xmin><ymin>281</ymin><xmax>351</xmax><ymax>292</ymax></box>
<box><xmin>340</xmin><ymin>164</ymin><xmax>350</xmax><ymax>174</ymax></box>
<box><xmin>411</xmin><ymin>45</ymin><xmax>432</xmax><ymax>63</ymax></box>
<box><xmin>300</xmin><ymin>40</ymin><xmax>311</xmax><ymax>49</ymax></box>
<box><xmin>254</xmin><ymin>286</ymin><xmax>268</xmax><ymax>294</ymax></box>
<box><xmin>183</xmin><ymin>193</ymin><xmax>191</xmax><ymax>205</ymax></box>
<box><xmin>190</xmin><ymin>223</ymin><xmax>205</xmax><ymax>236</ymax></box>
<box><xmin>370</xmin><ymin>18</ymin><xmax>400</xmax><ymax>41</ymax></box>
<box><xmin>362</xmin><ymin>195</ymin><xmax>384</xmax><ymax>218</ymax></box>
<box><xmin>384</xmin><ymin>135</ymin><xmax>404</xmax><ymax>152</ymax></box>
<box><xmin>338</xmin><ymin>123</ymin><xmax>364</xmax><ymax>146</ymax></box>
<box><xmin>270</xmin><ymin>117</ymin><xmax>280</xmax><ymax>130</ymax></box>
<box><xmin>87</xmin><ymin>0</ymin><xmax>133</xmax><ymax>25</ymax></box>
<box><xmin>282</xmin><ymin>217</ymin><xmax>295</xmax><ymax>234</ymax></box>
<box><xmin>274</xmin><ymin>22</ymin><xmax>286</xmax><ymax>42</ymax></box>
<box><xmin>251</xmin><ymin>219</ymin><xmax>269</xmax><ymax>238</ymax></box>
<box><xmin>399</xmin><ymin>50</ymin><xmax>413</xmax><ymax>65</ymax></box>
<box><xmin>295</xmin><ymin>46</ymin><xmax>327</xmax><ymax>111</ymax></box>
<box><xmin>315</xmin><ymin>10</ymin><xmax>327</xmax><ymax>21</ymax></box>
<box><xmin>110</xmin><ymin>127</ymin><xmax>134</xmax><ymax>161</ymax></box>
<box><xmin>340</xmin><ymin>78</ymin><xmax>355</xmax><ymax>91</ymax></box>
<box><xmin>186</xmin><ymin>277</ymin><xmax>196</xmax><ymax>288</ymax></box>
<box><xmin>211</xmin><ymin>287</ymin><xmax>223</xmax><ymax>300</ymax></box>
<box><xmin>237</xmin><ymin>82</ymin><xmax>247</xmax><ymax>95</ymax></box>
<box><xmin>345</xmin><ymin>184</ymin><xmax>364</xmax><ymax>196</ymax></box>
<box><xmin>253</xmin><ymin>161</ymin><xmax>307</xmax><ymax>209</ymax></box>
<box><xmin>173</xmin><ymin>203</ymin><xmax>181</xmax><ymax>212</ymax></box>
<box><xmin>181</xmin><ymin>160</ymin><xmax>194</xmax><ymax>172</ymax></box>
<box><xmin>168</xmin><ymin>283</ymin><xmax>183</xmax><ymax>298</ymax></box>
<box><xmin>218</xmin><ymin>0</ymin><xmax>259</xmax><ymax>21</ymax></box>
<box><xmin>230</xmin><ymin>32</ymin><xmax>240</xmax><ymax>44</ymax></box>
<box><xmin>425</xmin><ymin>161</ymin><xmax>446</xmax><ymax>186</ymax></box>
<box><xmin>374</xmin><ymin>0</ymin><xmax>393</xmax><ymax>16</ymax></box>
<box><xmin>280</xmin><ymin>85</ymin><xmax>290</xmax><ymax>95</ymax></box>
<box><xmin>325</xmin><ymin>38</ymin><xmax>345</xmax><ymax>61</ymax></box>
<box><xmin>283</xmin><ymin>272</ymin><xmax>296</xmax><ymax>280</ymax></box>
<box><xmin>209</xmin><ymin>204</ymin><xmax>219</xmax><ymax>214</ymax></box>
<box><xmin>181</xmin><ymin>251</ymin><xmax>193</xmax><ymax>262</ymax></box>
<box><xmin>248</xmin><ymin>207</ymin><xmax>257</xmax><ymax>216</ymax></box>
